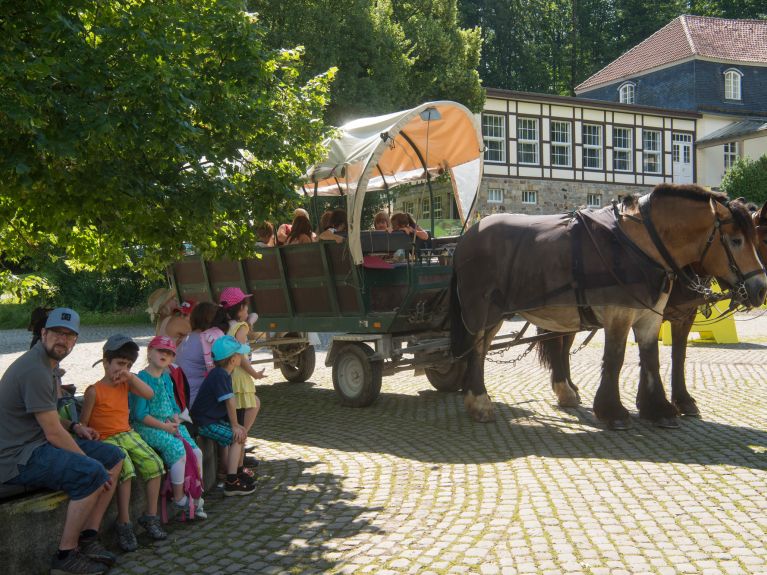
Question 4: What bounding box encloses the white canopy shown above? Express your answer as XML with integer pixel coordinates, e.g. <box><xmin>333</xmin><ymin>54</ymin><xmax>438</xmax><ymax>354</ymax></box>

<box><xmin>300</xmin><ymin>101</ymin><xmax>483</xmax><ymax>265</ymax></box>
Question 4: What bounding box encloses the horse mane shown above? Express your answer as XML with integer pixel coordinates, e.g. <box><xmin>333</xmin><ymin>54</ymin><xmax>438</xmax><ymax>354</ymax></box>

<box><xmin>624</xmin><ymin>184</ymin><xmax>756</xmax><ymax>244</ymax></box>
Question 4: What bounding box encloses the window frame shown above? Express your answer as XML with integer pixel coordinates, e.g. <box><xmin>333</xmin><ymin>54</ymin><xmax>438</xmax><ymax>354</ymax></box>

<box><xmin>482</xmin><ymin>113</ymin><xmax>507</xmax><ymax>164</ymax></box>
<box><xmin>517</xmin><ymin>117</ymin><xmax>540</xmax><ymax>166</ymax></box>
<box><xmin>487</xmin><ymin>188</ymin><xmax>504</xmax><ymax>204</ymax></box>
<box><xmin>521</xmin><ymin>190</ymin><xmax>537</xmax><ymax>205</ymax></box>
<box><xmin>612</xmin><ymin>126</ymin><xmax>633</xmax><ymax>172</ymax></box>
<box><xmin>724</xmin><ymin>69</ymin><xmax>742</xmax><ymax>101</ymax></box>
<box><xmin>432</xmin><ymin>195</ymin><xmax>442</xmax><ymax>219</ymax></box>
<box><xmin>550</xmin><ymin>120</ymin><xmax>572</xmax><ymax>168</ymax></box>
<box><xmin>586</xmin><ymin>193</ymin><xmax>602</xmax><ymax>208</ymax></box>
<box><xmin>724</xmin><ymin>142</ymin><xmax>738</xmax><ymax>171</ymax></box>
<box><xmin>642</xmin><ymin>129</ymin><xmax>662</xmax><ymax>175</ymax></box>
<box><xmin>618</xmin><ymin>82</ymin><xmax>636</xmax><ymax>104</ymax></box>
<box><xmin>582</xmin><ymin>123</ymin><xmax>603</xmax><ymax>171</ymax></box>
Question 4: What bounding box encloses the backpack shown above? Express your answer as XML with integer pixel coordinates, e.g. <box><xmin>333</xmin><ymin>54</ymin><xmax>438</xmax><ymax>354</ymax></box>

<box><xmin>160</xmin><ymin>437</ymin><xmax>204</xmax><ymax>523</ymax></box>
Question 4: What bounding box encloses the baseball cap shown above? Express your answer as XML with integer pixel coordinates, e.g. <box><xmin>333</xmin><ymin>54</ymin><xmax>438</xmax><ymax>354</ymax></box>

<box><xmin>148</xmin><ymin>335</ymin><xmax>177</xmax><ymax>353</ymax></box>
<box><xmin>92</xmin><ymin>334</ymin><xmax>140</xmax><ymax>367</ymax></box>
<box><xmin>45</xmin><ymin>307</ymin><xmax>80</xmax><ymax>335</ymax></box>
<box><xmin>219</xmin><ymin>287</ymin><xmax>251</xmax><ymax>309</ymax></box>
<box><xmin>211</xmin><ymin>335</ymin><xmax>250</xmax><ymax>361</ymax></box>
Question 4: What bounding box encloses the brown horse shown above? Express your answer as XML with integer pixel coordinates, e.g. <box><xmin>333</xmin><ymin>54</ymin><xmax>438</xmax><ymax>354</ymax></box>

<box><xmin>451</xmin><ymin>184</ymin><xmax>767</xmax><ymax>429</ymax></box>
<box><xmin>538</xmin><ymin>199</ymin><xmax>767</xmax><ymax>423</ymax></box>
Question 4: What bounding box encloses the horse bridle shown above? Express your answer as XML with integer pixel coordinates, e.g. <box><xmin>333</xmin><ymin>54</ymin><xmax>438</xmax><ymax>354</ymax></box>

<box><xmin>637</xmin><ymin>194</ymin><xmax>761</xmax><ymax>303</ymax></box>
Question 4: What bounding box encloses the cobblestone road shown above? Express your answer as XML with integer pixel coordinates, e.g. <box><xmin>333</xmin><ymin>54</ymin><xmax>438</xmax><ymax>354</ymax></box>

<box><xmin>1</xmin><ymin>314</ymin><xmax>766</xmax><ymax>574</ymax></box>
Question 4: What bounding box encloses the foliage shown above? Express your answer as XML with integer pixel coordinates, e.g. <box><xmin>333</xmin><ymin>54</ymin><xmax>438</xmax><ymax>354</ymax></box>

<box><xmin>0</xmin><ymin>0</ymin><xmax>334</xmax><ymax>291</ymax></box>
<box><xmin>720</xmin><ymin>155</ymin><xmax>767</xmax><ymax>205</ymax></box>
<box><xmin>250</xmin><ymin>0</ymin><xmax>484</xmax><ymax>123</ymax></box>
<box><xmin>0</xmin><ymin>302</ymin><xmax>149</xmax><ymax>330</ymax></box>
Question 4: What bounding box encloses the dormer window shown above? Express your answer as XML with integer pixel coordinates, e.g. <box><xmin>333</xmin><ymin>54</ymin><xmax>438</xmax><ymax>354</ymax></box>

<box><xmin>724</xmin><ymin>69</ymin><xmax>742</xmax><ymax>100</ymax></box>
<box><xmin>619</xmin><ymin>82</ymin><xmax>636</xmax><ymax>104</ymax></box>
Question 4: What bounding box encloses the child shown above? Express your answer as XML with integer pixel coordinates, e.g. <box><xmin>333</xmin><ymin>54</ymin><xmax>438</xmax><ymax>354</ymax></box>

<box><xmin>373</xmin><ymin>210</ymin><xmax>391</xmax><ymax>231</ymax></box>
<box><xmin>190</xmin><ymin>336</ymin><xmax>257</xmax><ymax>496</ymax></box>
<box><xmin>219</xmin><ymin>288</ymin><xmax>265</xmax><ymax>477</ymax></box>
<box><xmin>80</xmin><ymin>335</ymin><xmax>167</xmax><ymax>551</ymax></box>
<box><xmin>132</xmin><ymin>336</ymin><xmax>206</xmax><ymax>518</ymax></box>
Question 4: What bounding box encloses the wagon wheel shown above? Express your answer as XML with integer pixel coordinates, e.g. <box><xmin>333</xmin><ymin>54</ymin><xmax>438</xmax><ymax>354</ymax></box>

<box><xmin>332</xmin><ymin>343</ymin><xmax>382</xmax><ymax>407</ymax></box>
<box><xmin>425</xmin><ymin>359</ymin><xmax>466</xmax><ymax>392</ymax></box>
<box><xmin>274</xmin><ymin>334</ymin><xmax>316</xmax><ymax>383</ymax></box>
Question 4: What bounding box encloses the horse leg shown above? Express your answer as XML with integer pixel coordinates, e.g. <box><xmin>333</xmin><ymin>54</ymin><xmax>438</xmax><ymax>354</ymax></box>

<box><xmin>593</xmin><ymin>317</ymin><xmax>631</xmax><ymax>430</ymax></box>
<box><xmin>537</xmin><ymin>332</ymin><xmax>580</xmax><ymax>407</ymax></box>
<box><xmin>634</xmin><ymin>314</ymin><xmax>679</xmax><ymax>428</ymax></box>
<box><xmin>463</xmin><ymin>323</ymin><xmax>501</xmax><ymax>423</ymax></box>
<box><xmin>670</xmin><ymin>313</ymin><xmax>700</xmax><ymax>417</ymax></box>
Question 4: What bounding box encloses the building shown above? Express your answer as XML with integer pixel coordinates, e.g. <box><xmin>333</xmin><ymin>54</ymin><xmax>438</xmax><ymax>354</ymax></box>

<box><xmin>575</xmin><ymin>15</ymin><xmax>767</xmax><ymax>190</ymax></box>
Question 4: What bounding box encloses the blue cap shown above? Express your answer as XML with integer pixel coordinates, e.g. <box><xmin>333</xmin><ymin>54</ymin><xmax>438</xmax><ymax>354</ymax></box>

<box><xmin>211</xmin><ymin>335</ymin><xmax>250</xmax><ymax>361</ymax></box>
<box><xmin>45</xmin><ymin>307</ymin><xmax>80</xmax><ymax>335</ymax></box>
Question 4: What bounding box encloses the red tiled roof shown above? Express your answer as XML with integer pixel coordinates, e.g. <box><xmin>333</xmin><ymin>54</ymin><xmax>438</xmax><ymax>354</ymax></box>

<box><xmin>575</xmin><ymin>16</ymin><xmax>767</xmax><ymax>93</ymax></box>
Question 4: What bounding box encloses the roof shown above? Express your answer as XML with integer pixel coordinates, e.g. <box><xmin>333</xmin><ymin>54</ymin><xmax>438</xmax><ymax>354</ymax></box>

<box><xmin>485</xmin><ymin>88</ymin><xmax>700</xmax><ymax>119</ymax></box>
<box><xmin>575</xmin><ymin>16</ymin><xmax>767</xmax><ymax>93</ymax></box>
<box><xmin>695</xmin><ymin>118</ymin><xmax>767</xmax><ymax>148</ymax></box>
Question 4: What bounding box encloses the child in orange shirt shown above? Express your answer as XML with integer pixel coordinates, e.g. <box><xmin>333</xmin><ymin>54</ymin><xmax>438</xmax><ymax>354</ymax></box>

<box><xmin>80</xmin><ymin>335</ymin><xmax>167</xmax><ymax>552</ymax></box>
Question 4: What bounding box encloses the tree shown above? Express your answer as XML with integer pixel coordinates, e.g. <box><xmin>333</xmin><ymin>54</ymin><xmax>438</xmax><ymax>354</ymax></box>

<box><xmin>719</xmin><ymin>155</ymin><xmax>767</xmax><ymax>205</ymax></box>
<box><xmin>0</xmin><ymin>0</ymin><xmax>334</xmax><ymax>288</ymax></box>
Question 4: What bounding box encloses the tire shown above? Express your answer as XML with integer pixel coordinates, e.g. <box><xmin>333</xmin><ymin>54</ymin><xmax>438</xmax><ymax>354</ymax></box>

<box><xmin>332</xmin><ymin>343</ymin><xmax>382</xmax><ymax>407</ymax></box>
<box><xmin>278</xmin><ymin>345</ymin><xmax>316</xmax><ymax>383</ymax></box>
<box><xmin>425</xmin><ymin>359</ymin><xmax>466</xmax><ymax>392</ymax></box>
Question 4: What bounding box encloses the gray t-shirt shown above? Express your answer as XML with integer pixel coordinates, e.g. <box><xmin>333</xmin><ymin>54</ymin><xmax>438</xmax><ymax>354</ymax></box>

<box><xmin>0</xmin><ymin>342</ymin><xmax>57</xmax><ymax>483</ymax></box>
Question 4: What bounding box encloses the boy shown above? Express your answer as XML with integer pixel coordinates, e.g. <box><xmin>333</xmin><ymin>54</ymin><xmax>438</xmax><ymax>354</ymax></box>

<box><xmin>190</xmin><ymin>335</ymin><xmax>256</xmax><ymax>496</ymax></box>
<box><xmin>80</xmin><ymin>335</ymin><xmax>167</xmax><ymax>552</ymax></box>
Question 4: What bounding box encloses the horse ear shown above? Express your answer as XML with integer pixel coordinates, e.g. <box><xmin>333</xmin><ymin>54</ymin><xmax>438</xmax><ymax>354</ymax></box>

<box><xmin>759</xmin><ymin>200</ymin><xmax>767</xmax><ymax>223</ymax></box>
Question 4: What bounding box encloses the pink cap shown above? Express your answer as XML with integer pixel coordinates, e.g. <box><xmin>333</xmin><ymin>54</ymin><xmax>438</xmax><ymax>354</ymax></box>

<box><xmin>219</xmin><ymin>287</ymin><xmax>251</xmax><ymax>308</ymax></box>
<box><xmin>148</xmin><ymin>335</ymin><xmax>177</xmax><ymax>353</ymax></box>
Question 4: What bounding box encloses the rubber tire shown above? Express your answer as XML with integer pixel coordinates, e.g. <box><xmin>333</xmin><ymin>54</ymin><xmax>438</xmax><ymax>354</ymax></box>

<box><xmin>425</xmin><ymin>359</ymin><xmax>466</xmax><ymax>392</ymax></box>
<box><xmin>278</xmin><ymin>345</ymin><xmax>316</xmax><ymax>383</ymax></box>
<box><xmin>332</xmin><ymin>343</ymin><xmax>382</xmax><ymax>407</ymax></box>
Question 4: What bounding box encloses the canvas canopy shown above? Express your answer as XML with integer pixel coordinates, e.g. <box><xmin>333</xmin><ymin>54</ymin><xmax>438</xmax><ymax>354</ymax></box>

<box><xmin>300</xmin><ymin>101</ymin><xmax>483</xmax><ymax>265</ymax></box>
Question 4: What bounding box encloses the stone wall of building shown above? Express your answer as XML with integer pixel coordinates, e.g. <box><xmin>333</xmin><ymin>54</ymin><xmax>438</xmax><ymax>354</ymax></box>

<box><xmin>478</xmin><ymin>177</ymin><xmax>654</xmax><ymax>216</ymax></box>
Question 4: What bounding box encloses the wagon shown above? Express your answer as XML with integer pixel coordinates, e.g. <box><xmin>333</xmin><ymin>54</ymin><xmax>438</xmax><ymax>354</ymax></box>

<box><xmin>170</xmin><ymin>101</ymin><xmax>486</xmax><ymax>406</ymax></box>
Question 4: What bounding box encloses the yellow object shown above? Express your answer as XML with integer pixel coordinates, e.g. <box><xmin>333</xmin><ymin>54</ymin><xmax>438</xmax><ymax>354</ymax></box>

<box><xmin>659</xmin><ymin>298</ymin><xmax>738</xmax><ymax>345</ymax></box>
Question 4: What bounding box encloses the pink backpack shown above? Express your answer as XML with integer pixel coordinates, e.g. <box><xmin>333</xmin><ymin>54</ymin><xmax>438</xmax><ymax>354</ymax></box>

<box><xmin>161</xmin><ymin>437</ymin><xmax>204</xmax><ymax>523</ymax></box>
<box><xmin>200</xmin><ymin>327</ymin><xmax>224</xmax><ymax>373</ymax></box>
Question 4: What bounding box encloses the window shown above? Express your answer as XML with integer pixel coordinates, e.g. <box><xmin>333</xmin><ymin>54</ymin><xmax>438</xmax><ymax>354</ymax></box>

<box><xmin>619</xmin><ymin>82</ymin><xmax>636</xmax><ymax>104</ymax></box>
<box><xmin>582</xmin><ymin>124</ymin><xmax>602</xmax><ymax>170</ymax></box>
<box><xmin>724</xmin><ymin>142</ymin><xmax>738</xmax><ymax>170</ymax></box>
<box><xmin>587</xmin><ymin>193</ymin><xmax>602</xmax><ymax>208</ymax></box>
<box><xmin>517</xmin><ymin>117</ymin><xmax>539</xmax><ymax>165</ymax></box>
<box><xmin>402</xmin><ymin>201</ymin><xmax>414</xmax><ymax>215</ymax></box>
<box><xmin>421</xmin><ymin>198</ymin><xmax>430</xmax><ymax>219</ymax></box>
<box><xmin>643</xmin><ymin>130</ymin><xmax>662</xmax><ymax>174</ymax></box>
<box><xmin>488</xmin><ymin>188</ymin><xmax>503</xmax><ymax>203</ymax></box>
<box><xmin>432</xmin><ymin>195</ymin><xmax>442</xmax><ymax>219</ymax></box>
<box><xmin>613</xmin><ymin>127</ymin><xmax>633</xmax><ymax>172</ymax></box>
<box><xmin>724</xmin><ymin>69</ymin><xmax>742</xmax><ymax>101</ymax></box>
<box><xmin>550</xmin><ymin>121</ymin><xmax>572</xmax><ymax>167</ymax></box>
<box><xmin>521</xmin><ymin>190</ymin><xmax>537</xmax><ymax>204</ymax></box>
<box><xmin>482</xmin><ymin>114</ymin><xmax>506</xmax><ymax>163</ymax></box>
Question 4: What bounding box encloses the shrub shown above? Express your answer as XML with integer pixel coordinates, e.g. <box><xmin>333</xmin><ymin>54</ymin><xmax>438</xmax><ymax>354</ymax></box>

<box><xmin>720</xmin><ymin>154</ymin><xmax>767</xmax><ymax>205</ymax></box>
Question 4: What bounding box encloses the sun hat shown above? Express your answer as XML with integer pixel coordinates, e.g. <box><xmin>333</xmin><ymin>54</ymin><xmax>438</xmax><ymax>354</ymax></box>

<box><xmin>148</xmin><ymin>335</ymin><xmax>177</xmax><ymax>353</ymax></box>
<box><xmin>211</xmin><ymin>335</ymin><xmax>250</xmax><ymax>361</ymax></box>
<box><xmin>219</xmin><ymin>287</ymin><xmax>252</xmax><ymax>309</ymax></box>
<box><xmin>45</xmin><ymin>307</ymin><xmax>80</xmax><ymax>335</ymax></box>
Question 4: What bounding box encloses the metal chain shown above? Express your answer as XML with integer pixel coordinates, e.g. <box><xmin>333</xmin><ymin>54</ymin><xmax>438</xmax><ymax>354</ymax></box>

<box><xmin>486</xmin><ymin>342</ymin><xmax>536</xmax><ymax>366</ymax></box>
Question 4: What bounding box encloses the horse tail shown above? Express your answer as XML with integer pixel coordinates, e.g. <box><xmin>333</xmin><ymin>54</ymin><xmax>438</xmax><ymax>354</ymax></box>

<box><xmin>450</xmin><ymin>271</ymin><xmax>473</xmax><ymax>359</ymax></box>
<box><xmin>535</xmin><ymin>330</ymin><xmax>562</xmax><ymax>371</ymax></box>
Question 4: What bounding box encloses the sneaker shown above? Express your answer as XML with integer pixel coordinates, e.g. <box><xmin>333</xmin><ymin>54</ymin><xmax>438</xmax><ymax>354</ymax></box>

<box><xmin>50</xmin><ymin>549</ymin><xmax>107</xmax><ymax>575</ymax></box>
<box><xmin>224</xmin><ymin>477</ymin><xmax>256</xmax><ymax>497</ymax></box>
<box><xmin>194</xmin><ymin>497</ymin><xmax>208</xmax><ymax>520</ymax></box>
<box><xmin>240</xmin><ymin>466</ymin><xmax>256</xmax><ymax>478</ymax></box>
<box><xmin>238</xmin><ymin>470</ymin><xmax>256</xmax><ymax>487</ymax></box>
<box><xmin>115</xmin><ymin>522</ymin><xmax>138</xmax><ymax>552</ymax></box>
<box><xmin>77</xmin><ymin>537</ymin><xmax>116</xmax><ymax>567</ymax></box>
<box><xmin>137</xmin><ymin>514</ymin><xmax>167</xmax><ymax>540</ymax></box>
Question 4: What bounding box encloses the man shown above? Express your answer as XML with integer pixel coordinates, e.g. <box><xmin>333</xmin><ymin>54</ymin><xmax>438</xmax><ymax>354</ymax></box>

<box><xmin>0</xmin><ymin>308</ymin><xmax>124</xmax><ymax>575</ymax></box>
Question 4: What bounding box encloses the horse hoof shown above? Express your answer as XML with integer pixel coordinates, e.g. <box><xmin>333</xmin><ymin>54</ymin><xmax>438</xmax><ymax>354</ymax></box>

<box><xmin>674</xmin><ymin>401</ymin><xmax>701</xmax><ymax>418</ymax></box>
<box><xmin>607</xmin><ymin>418</ymin><xmax>631</xmax><ymax>431</ymax></box>
<box><xmin>553</xmin><ymin>380</ymin><xmax>581</xmax><ymax>408</ymax></box>
<box><xmin>465</xmin><ymin>392</ymin><xmax>496</xmax><ymax>423</ymax></box>
<box><xmin>653</xmin><ymin>417</ymin><xmax>680</xmax><ymax>429</ymax></box>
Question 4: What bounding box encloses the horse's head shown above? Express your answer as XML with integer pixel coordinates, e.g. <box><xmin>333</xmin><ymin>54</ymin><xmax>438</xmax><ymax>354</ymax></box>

<box><xmin>752</xmin><ymin>199</ymin><xmax>767</xmax><ymax>266</ymax></box>
<box><xmin>703</xmin><ymin>197</ymin><xmax>767</xmax><ymax>307</ymax></box>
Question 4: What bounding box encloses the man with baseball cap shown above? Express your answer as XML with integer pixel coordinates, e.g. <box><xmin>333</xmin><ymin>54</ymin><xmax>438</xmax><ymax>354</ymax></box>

<box><xmin>0</xmin><ymin>307</ymin><xmax>124</xmax><ymax>575</ymax></box>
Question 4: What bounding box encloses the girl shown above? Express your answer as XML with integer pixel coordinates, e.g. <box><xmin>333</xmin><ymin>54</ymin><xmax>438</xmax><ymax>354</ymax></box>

<box><xmin>219</xmin><ymin>287</ymin><xmax>265</xmax><ymax>478</ymax></box>
<box><xmin>373</xmin><ymin>210</ymin><xmax>391</xmax><ymax>231</ymax></box>
<box><xmin>286</xmin><ymin>214</ymin><xmax>313</xmax><ymax>244</ymax></box>
<box><xmin>176</xmin><ymin>302</ymin><xmax>227</xmax><ymax>406</ymax></box>
<box><xmin>131</xmin><ymin>336</ymin><xmax>206</xmax><ymax>518</ymax></box>
<box><xmin>391</xmin><ymin>212</ymin><xmax>429</xmax><ymax>240</ymax></box>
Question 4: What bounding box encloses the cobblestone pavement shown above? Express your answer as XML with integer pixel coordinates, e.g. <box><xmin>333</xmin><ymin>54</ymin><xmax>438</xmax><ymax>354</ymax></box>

<box><xmin>2</xmin><ymin>314</ymin><xmax>766</xmax><ymax>575</ymax></box>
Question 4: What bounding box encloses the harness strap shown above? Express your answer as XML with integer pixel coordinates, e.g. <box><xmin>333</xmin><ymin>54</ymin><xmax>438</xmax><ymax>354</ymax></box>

<box><xmin>638</xmin><ymin>195</ymin><xmax>689</xmax><ymax>282</ymax></box>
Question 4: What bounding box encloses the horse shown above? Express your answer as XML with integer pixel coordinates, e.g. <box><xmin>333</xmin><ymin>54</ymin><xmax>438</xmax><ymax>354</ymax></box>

<box><xmin>536</xmin><ymin>199</ymin><xmax>767</xmax><ymax>423</ymax></box>
<box><xmin>450</xmin><ymin>184</ymin><xmax>767</xmax><ymax>429</ymax></box>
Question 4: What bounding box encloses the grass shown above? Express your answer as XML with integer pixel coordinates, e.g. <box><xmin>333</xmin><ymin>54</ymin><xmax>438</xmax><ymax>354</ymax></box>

<box><xmin>0</xmin><ymin>302</ymin><xmax>151</xmax><ymax>330</ymax></box>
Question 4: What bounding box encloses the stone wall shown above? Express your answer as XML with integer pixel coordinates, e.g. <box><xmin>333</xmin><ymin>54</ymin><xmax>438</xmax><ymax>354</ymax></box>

<box><xmin>478</xmin><ymin>177</ymin><xmax>654</xmax><ymax>216</ymax></box>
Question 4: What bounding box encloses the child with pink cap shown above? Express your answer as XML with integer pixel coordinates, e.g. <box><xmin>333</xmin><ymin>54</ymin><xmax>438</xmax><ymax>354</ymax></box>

<box><xmin>219</xmin><ymin>287</ymin><xmax>265</xmax><ymax>477</ymax></box>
